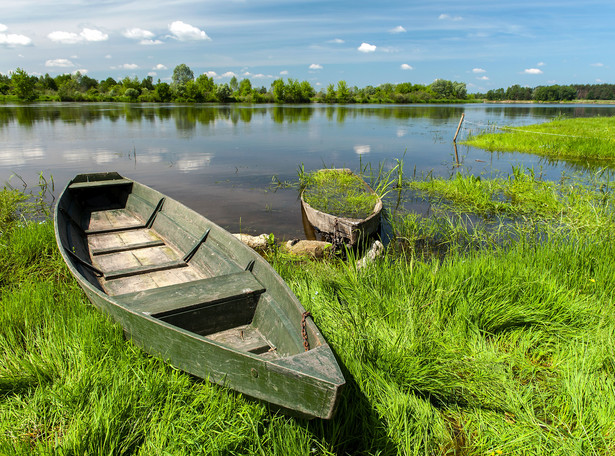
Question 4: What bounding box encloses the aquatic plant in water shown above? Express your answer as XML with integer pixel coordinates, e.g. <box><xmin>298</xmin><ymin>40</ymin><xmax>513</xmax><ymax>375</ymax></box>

<box><xmin>301</xmin><ymin>169</ymin><xmax>379</xmax><ymax>220</ymax></box>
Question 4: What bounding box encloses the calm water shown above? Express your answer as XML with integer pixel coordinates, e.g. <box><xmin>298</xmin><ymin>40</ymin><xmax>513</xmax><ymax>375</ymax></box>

<box><xmin>2</xmin><ymin>102</ymin><xmax>615</xmax><ymax>238</ymax></box>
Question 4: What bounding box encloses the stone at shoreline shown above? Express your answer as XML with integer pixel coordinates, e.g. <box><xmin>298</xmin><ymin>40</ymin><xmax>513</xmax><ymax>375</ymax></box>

<box><xmin>357</xmin><ymin>240</ymin><xmax>384</xmax><ymax>269</ymax></box>
<box><xmin>233</xmin><ymin>233</ymin><xmax>270</xmax><ymax>251</ymax></box>
<box><xmin>284</xmin><ymin>239</ymin><xmax>332</xmax><ymax>258</ymax></box>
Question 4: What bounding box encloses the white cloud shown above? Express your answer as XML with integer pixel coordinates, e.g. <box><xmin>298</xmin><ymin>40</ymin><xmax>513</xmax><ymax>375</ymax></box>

<box><xmin>472</xmin><ymin>68</ymin><xmax>486</xmax><ymax>73</ymax></box>
<box><xmin>0</xmin><ymin>23</ymin><xmax>32</xmax><ymax>46</ymax></box>
<box><xmin>48</xmin><ymin>31</ymin><xmax>80</xmax><ymax>44</ymax></box>
<box><xmin>222</xmin><ymin>71</ymin><xmax>237</xmax><ymax>78</ymax></box>
<box><xmin>400</xmin><ymin>63</ymin><xmax>413</xmax><ymax>70</ymax></box>
<box><xmin>168</xmin><ymin>21</ymin><xmax>210</xmax><ymax>41</ymax></box>
<box><xmin>148</xmin><ymin>72</ymin><xmax>157</xmax><ymax>77</ymax></box>
<box><xmin>140</xmin><ymin>39</ymin><xmax>163</xmax><ymax>45</ymax></box>
<box><xmin>591</xmin><ymin>63</ymin><xmax>604</xmax><ymax>67</ymax></box>
<box><xmin>358</xmin><ymin>42</ymin><xmax>376</xmax><ymax>53</ymax></box>
<box><xmin>80</xmin><ymin>28</ymin><xmax>108</xmax><ymax>42</ymax></box>
<box><xmin>121</xmin><ymin>63</ymin><xmax>139</xmax><ymax>70</ymax></box>
<box><xmin>0</xmin><ymin>32</ymin><xmax>32</xmax><ymax>46</ymax></box>
<box><xmin>280</xmin><ymin>70</ymin><xmax>289</xmax><ymax>75</ymax></box>
<box><xmin>205</xmin><ymin>71</ymin><xmax>217</xmax><ymax>78</ymax></box>
<box><xmin>105</xmin><ymin>54</ymin><xmax>112</xmax><ymax>59</ymax></box>
<box><xmin>48</xmin><ymin>28</ymin><xmax>108</xmax><ymax>44</ymax></box>
<box><xmin>45</xmin><ymin>58</ymin><xmax>75</xmax><ymax>67</ymax></box>
<box><xmin>439</xmin><ymin>14</ymin><xmax>463</xmax><ymax>21</ymax></box>
<box><xmin>537</xmin><ymin>62</ymin><xmax>545</xmax><ymax>67</ymax></box>
<box><xmin>477</xmin><ymin>76</ymin><xmax>489</xmax><ymax>80</ymax></box>
<box><xmin>153</xmin><ymin>64</ymin><xmax>167</xmax><ymax>70</ymax></box>
<box><xmin>73</xmin><ymin>69</ymin><xmax>88</xmax><ymax>75</ymax></box>
<box><xmin>309</xmin><ymin>63</ymin><xmax>323</xmax><ymax>70</ymax></box>
<box><xmin>524</xmin><ymin>68</ymin><xmax>543</xmax><ymax>74</ymax></box>
<box><xmin>354</xmin><ymin>145</ymin><xmax>371</xmax><ymax>155</ymax></box>
<box><xmin>390</xmin><ymin>26</ymin><xmax>406</xmax><ymax>33</ymax></box>
<box><xmin>328</xmin><ymin>38</ymin><xmax>344</xmax><ymax>44</ymax></box>
<box><xmin>123</xmin><ymin>28</ymin><xmax>154</xmax><ymax>40</ymax></box>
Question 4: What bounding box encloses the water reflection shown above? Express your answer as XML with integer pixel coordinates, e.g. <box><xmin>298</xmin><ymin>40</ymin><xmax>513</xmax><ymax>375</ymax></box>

<box><xmin>2</xmin><ymin>102</ymin><xmax>615</xmax><ymax>239</ymax></box>
<box><xmin>0</xmin><ymin>103</ymin><xmax>497</xmax><ymax>127</ymax></box>
<box><xmin>2</xmin><ymin>103</ymin><xmax>614</xmax><ymax>129</ymax></box>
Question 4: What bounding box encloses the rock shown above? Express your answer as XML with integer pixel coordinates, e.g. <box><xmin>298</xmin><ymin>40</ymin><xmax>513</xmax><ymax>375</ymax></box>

<box><xmin>357</xmin><ymin>240</ymin><xmax>384</xmax><ymax>269</ymax></box>
<box><xmin>284</xmin><ymin>240</ymin><xmax>332</xmax><ymax>258</ymax></box>
<box><xmin>233</xmin><ymin>233</ymin><xmax>270</xmax><ymax>251</ymax></box>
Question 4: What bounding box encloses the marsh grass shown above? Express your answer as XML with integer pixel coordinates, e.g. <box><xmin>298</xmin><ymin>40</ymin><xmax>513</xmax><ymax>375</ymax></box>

<box><xmin>301</xmin><ymin>169</ymin><xmax>380</xmax><ymax>219</ymax></box>
<box><xmin>463</xmin><ymin>116</ymin><xmax>615</xmax><ymax>162</ymax></box>
<box><xmin>3</xmin><ymin>168</ymin><xmax>615</xmax><ymax>454</ymax></box>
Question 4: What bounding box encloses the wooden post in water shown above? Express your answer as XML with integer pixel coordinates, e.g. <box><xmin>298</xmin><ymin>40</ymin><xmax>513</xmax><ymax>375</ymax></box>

<box><xmin>453</xmin><ymin>113</ymin><xmax>465</xmax><ymax>143</ymax></box>
<box><xmin>453</xmin><ymin>142</ymin><xmax>460</xmax><ymax>166</ymax></box>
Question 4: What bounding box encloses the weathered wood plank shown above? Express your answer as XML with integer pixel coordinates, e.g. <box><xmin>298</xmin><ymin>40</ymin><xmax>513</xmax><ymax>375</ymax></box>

<box><xmin>114</xmin><ymin>271</ymin><xmax>265</xmax><ymax>315</ymax></box>
<box><xmin>68</xmin><ymin>178</ymin><xmax>133</xmax><ymax>189</ymax></box>
<box><xmin>104</xmin><ymin>260</ymin><xmax>187</xmax><ymax>281</ymax></box>
<box><xmin>206</xmin><ymin>324</ymin><xmax>277</xmax><ymax>356</ymax></box>
<box><xmin>91</xmin><ymin>239</ymin><xmax>165</xmax><ymax>256</ymax></box>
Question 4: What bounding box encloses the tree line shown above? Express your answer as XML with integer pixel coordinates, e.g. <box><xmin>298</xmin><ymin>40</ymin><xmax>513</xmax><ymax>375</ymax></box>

<box><xmin>477</xmin><ymin>84</ymin><xmax>615</xmax><ymax>102</ymax></box>
<box><xmin>0</xmin><ymin>64</ymin><xmax>470</xmax><ymax>104</ymax></box>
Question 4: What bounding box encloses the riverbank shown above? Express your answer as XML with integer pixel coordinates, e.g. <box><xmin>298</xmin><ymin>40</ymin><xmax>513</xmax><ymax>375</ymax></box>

<box><xmin>2</xmin><ymin>163</ymin><xmax>615</xmax><ymax>454</ymax></box>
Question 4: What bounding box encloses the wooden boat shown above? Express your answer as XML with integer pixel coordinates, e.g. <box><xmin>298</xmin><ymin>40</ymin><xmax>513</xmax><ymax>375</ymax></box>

<box><xmin>54</xmin><ymin>172</ymin><xmax>344</xmax><ymax>419</ymax></box>
<box><xmin>301</xmin><ymin>169</ymin><xmax>383</xmax><ymax>245</ymax></box>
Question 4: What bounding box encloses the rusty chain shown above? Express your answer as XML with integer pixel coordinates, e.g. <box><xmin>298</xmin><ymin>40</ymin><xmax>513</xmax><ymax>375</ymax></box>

<box><xmin>301</xmin><ymin>311</ymin><xmax>311</xmax><ymax>351</ymax></box>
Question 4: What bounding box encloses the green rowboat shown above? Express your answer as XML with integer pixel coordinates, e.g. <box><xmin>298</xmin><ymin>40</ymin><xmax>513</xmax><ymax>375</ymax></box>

<box><xmin>54</xmin><ymin>172</ymin><xmax>344</xmax><ymax>419</ymax></box>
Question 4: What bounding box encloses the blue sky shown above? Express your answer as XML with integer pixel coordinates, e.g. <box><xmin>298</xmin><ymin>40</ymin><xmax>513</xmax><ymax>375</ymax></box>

<box><xmin>1</xmin><ymin>0</ymin><xmax>613</xmax><ymax>92</ymax></box>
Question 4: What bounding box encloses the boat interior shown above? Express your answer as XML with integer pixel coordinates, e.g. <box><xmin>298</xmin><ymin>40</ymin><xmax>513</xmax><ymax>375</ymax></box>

<box><xmin>57</xmin><ymin>173</ymin><xmax>313</xmax><ymax>359</ymax></box>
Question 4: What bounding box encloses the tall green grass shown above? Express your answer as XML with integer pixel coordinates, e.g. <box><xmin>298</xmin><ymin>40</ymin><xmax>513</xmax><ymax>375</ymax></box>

<box><xmin>2</xmin><ymin>170</ymin><xmax>615</xmax><ymax>454</ymax></box>
<box><xmin>463</xmin><ymin>116</ymin><xmax>615</xmax><ymax>162</ymax></box>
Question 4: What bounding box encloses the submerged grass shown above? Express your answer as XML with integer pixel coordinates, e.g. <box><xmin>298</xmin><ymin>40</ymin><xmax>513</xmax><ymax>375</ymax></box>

<box><xmin>2</xmin><ymin>168</ymin><xmax>615</xmax><ymax>454</ymax></box>
<box><xmin>463</xmin><ymin>116</ymin><xmax>615</xmax><ymax>162</ymax></box>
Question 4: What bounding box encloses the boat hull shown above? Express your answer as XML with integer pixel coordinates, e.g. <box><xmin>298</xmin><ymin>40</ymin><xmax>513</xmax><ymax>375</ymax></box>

<box><xmin>55</xmin><ymin>172</ymin><xmax>344</xmax><ymax>419</ymax></box>
<box><xmin>301</xmin><ymin>169</ymin><xmax>382</xmax><ymax>245</ymax></box>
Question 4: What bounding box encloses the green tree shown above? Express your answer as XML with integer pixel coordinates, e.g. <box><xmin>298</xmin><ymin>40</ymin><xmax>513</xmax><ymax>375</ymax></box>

<box><xmin>172</xmin><ymin>64</ymin><xmax>194</xmax><ymax>87</ymax></box>
<box><xmin>39</xmin><ymin>73</ymin><xmax>58</xmax><ymax>91</ymax></box>
<box><xmin>238</xmin><ymin>78</ymin><xmax>252</xmax><ymax>97</ymax></box>
<box><xmin>99</xmin><ymin>77</ymin><xmax>117</xmax><ymax>93</ymax></box>
<box><xmin>300</xmin><ymin>81</ymin><xmax>315</xmax><ymax>101</ymax></box>
<box><xmin>195</xmin><ymin>74</ymin><xmax>215</xmax><ymax>98</ymax></box>
<box><xmin>430</xmin><ymin>79</ymin><xmax>454</xmax><ymax>99</ymax></box>
<box><xmin>124</xmin><ymin>88</ymin><xmax>139</xmax><ymax>101</ymax></box>
<box><xmin>11</xmin><ymin>68</ymin><xmax>37</xmax><ymax>101</ymax></box>
<box><xmin>141</xmin><ymin>76</ymin><xmax>154</xmax><ymax>91</ymax></box>
<box><xmin>271</xmin><ymin>79</ymin><xmax>286</xmax><ymax>103</ymax></box>
<box><xmin>216</xmin><ymin>83</ymin><xmax>232</xmax><ymax>102</ymax></box>
<box><xmin>154</xmin><ymin>82</ymin><xmax>172</xmax><ymax>102</ymax></box>
<box><xmin>229</xmin><ymin>76</ymin><xmax>239</xmax><ymax>93</ymax></box>
<box><xmin>336</xmin><ymin>80</ymin><xmax>350</xmax><ymax>103</ymax></box>
<box><xmin>325</xmin><ymin>83</ymin><xmax>336</xmax><ymax>103</ymax></box>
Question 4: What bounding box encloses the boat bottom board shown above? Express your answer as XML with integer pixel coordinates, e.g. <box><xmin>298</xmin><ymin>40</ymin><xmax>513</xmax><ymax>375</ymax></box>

<box><xmin>206</xmin><ymin>324</ymin><xmax>279</xmax><ymax>360</ymax></box>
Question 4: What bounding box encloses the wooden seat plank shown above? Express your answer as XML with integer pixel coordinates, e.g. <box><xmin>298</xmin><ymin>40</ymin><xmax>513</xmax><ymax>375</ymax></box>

<box><xmin>68</xmin><ymin>178</ymin><xmax>133</xmax><ymax>189</ymax></box>
<box><xmin>114</xmin><ymin>271</ymin><xmax>265</xmax><ymax>316</ymax></box>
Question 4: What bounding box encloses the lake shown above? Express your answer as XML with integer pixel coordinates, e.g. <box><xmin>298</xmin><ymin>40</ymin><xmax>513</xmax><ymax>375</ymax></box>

<box><xmin>2</xmin><ymin>102</ymin><xmax>614</xmax><ymax>239</ymax></box>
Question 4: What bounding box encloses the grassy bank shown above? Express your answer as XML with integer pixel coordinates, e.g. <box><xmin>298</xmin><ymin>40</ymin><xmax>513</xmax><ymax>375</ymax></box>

<box><xmin>462</xmin><ymin>116</ymin><xmax>615</xmax><ymax>162</ymax></box>
<box><xmin>2</xmin><ymin>168</ymin><xmax>615</xmax><ymax>454</ymax></box>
